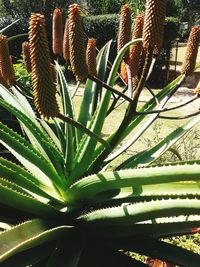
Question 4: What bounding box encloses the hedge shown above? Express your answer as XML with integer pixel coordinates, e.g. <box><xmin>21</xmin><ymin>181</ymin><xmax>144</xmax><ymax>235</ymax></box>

<box><xmin>1</xmin><ymin>13</ymin><xmax>179</xmax><ymax>86</ymax></box>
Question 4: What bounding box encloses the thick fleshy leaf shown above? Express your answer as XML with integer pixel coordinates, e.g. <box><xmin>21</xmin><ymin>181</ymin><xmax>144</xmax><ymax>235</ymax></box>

<box><xmin>79</xmin><ymin>244</ymin><xmax>148</xmax><ymax>267</ymax></box>
<box><xmin>0</xmin><ymin>157</ymin><xmax>59</xmax><ymax>201</ymax></box>
<box><xmin>89</xmin><ymin>218</ymin><xmax>200</xmax><ymax>239</ymax></box>
<box><xmin>0</xmin><ymin>219</ymin><xmax>74</xmax><ymax>263</ymax></box>
<box><xmin>66</xmin><ymin>163</ymin><xmax>200</xmax><ymax>205</ymax></box>
<box><xmin>90</xmin><ymin>75</ymin><xmax>184</xmax><ymax>172</ymax></box>
<box><xmin>0</xmin><ymin>183</ymin><xmax>63</xmax><ymax>217</ymax></box>
<box><xmin>78</xmin><ymin>41</ymin><xmax>112</xmax><ymax>133</ymax></box>
<box><xmin>78</xmin><ymin>199</ymin><xmax>200</xmax><ymax>227</ymax></box>
<box><xmin>119</xmin><ymin>114</ymin><xmax>200</xmax><ymax>169</ymax></box>
<box><xmin>0</xmin><ymin>19</ymin><xmax>20</xmax><ymax>34</ymax></box>
<box><xmin>0</xmin><ymin>121</ymin><xmax>66</xmax><ymax>192</ymax></box>
<box><xmin>71</xmin><ymin>39</ymin><xmax>142</xmax><ymax>183</ymax></box>
<box><xmin>0</xmin><ymin>243</ymin><xmax>53</xmax><ymax>267</ymax></box>
<box><xmin>107</xmin><ymin>235</ymin><xmax>200</xmax><ymax>267</ymax></box>
<box><xmin>47</xmin><ymin>237</ymin><xmax>83</xmax><ymax>267</ymax></box>
<box><xmin>55</xmin><ymin>62</ymin><xmax>76</xmax><ymax>169</ymax></box>
<box><xmin>0</xmin><ymin>97</ymin><xmax>65</xmax><ymax>178</ymax></box>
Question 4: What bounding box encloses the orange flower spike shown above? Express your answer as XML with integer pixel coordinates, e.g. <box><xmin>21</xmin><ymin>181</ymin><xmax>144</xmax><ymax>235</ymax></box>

<box><xmin>52</xmin><ymin>8</ymin><xmax>63</xmax><ymax>56</ymax></box>
<box><xmin>8</xmin><ymin>56</ymin><xmax>16</xmax><ymax>86</ymax></box>
<box><xmin>181</xmin><ymin>26</ymin><xmax>200</xmax><ymax>76</ymax></box>
<box><xmin>143</xmin><ymin>0</ymin><xmax>167</xmax><ymax>51</ymax></box>
<box><xmin>68</xmin><ymin>4</ymin><xmax>88</xmax><ymax>81</ymax></box>
<box><xmin>117</xmin><ymin>5</ymin><xmax>132</xmax><ymax>60</ymax></box>
<box><xmin>129</xmin><ymin>14</ymin><xmax>144</xmax><ymax>77</ymax></box>
<box><xmin>120</xmin><ymin>60</ymin><xmax>128</xmax><ymax>83</ymax></box>
<box><xmin>0</xmin><ymin>35</ymin><xmax>15</xmax><ymax>84</ymax></box>
<box><xmin>22</xmin><ymin>41</ymin><xmax>32</xmax><ymax>73</ymax></box>
<box><xmin>86</xmin><ymin>38</ymin><xmax>97</xmax><ymax>77</ymax></box>
<box><xmin>29</xmin><ymin>13</ymin><xmax>59</xmax><ymax>119</ymax></box>
<box><xmin>63</xmin><ymin>18</ymin><xmax>70</xmax><ymax>61</ymax></box>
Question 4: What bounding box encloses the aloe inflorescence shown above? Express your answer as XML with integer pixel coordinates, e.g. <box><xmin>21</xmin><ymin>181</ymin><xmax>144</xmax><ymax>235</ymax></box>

<box><xmin>142</xmin><ymin>0</ymin><xmax>167</xmax><ymax>52</ymax></box>
<box><xmin>129</xmin><ymin>14</ymin><xmax>144</xmax><ymax>78</ymax></box>
<box><xmin>63</xmin><ymin>18</ymin><xmax>70</xmax><ymax>61</ymax></box>
<box><xmin>52</xmin><ymin>8</ymin><xmax>63</xmax><ymax>56</ymax></box>
<box><xmin>0</xmin><ymin>35</ymin><xmax>15</xmax><ymax>85</ymax></box>
<box><xmin>22</xmin><ymin>41</ymin><xmax>32</xmax><ymax>73</ymax></box>
<box><xmin>29</xmin><ymin>13</ymin><xmax>59</xmax><ymax>118</ymax></box>
<box><xmin>86</xmin><ymin>38</ymin><xmax>97</xmax><ymax>77</ymax></box>
<box><xmin>181</xmin><ymin>26</ymin><xmax>200</xmax><ymax>76</ymax></box>
<box><xmin>68</xmin><ymin>4</ymin><xmax>88</xmax><ymax>81</ymax></box>
<box><xmin>117</xmin><ymin>5</ymin><xmax>132</xmax><ymax>60</ymax></box>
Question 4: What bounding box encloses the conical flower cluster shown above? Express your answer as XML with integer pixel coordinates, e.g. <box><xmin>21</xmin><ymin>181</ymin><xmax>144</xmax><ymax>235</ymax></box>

<box><xmin>63</xmin><ymin>18</ymin><xmax>70</xmax><ymax>61</ymax></box>
<box><xmin>29</xmin><ymin>13</ymin><xmax>59</xmax><ymax>118</ymax></box>
<box><xmin>86</xmin><ymin>38</ymin><xmax>97</xmax><ymax>77</ymax></box>
<box><xmin>22</xmin><ymin>41</ymin><xmax>32</xmax><ymax>73</ymax></box>
<box><xmin>129</xmin><ymin>14</ymin><xmax>144</xmax><ymax>77</ymax></box>
<box><xmin>143</xmin><ymin>0</ymin><xmax>167</xmax><ymax>51</ymax></box>
<box><xmin>181</xmin><ymin>26</ymin><xmax>200</xmax><ymax>76</ymax></box>
<box><xmin>117</xmin><ymin>5</ymin><xmax>132</xmax><ymax>59</ymax></box>
<box><xmin>52</xmin><ymin>8</ymin><xmax>63</xmax><ymax>56</ymax></box>
<box><xmin>68</xmin><ymin>4</ymin><xmax>88</xmax><ymax>81</ymax></box>
<box><xmin>0</xmin><ymin>35</ymin><xmax>15</xmax><ymax>85</ymax></box>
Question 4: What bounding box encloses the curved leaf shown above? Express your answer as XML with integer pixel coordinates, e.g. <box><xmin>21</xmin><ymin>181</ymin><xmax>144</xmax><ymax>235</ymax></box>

<box><xmin>119</xmin><ymin>114</ymin><xmax>200</xmax><ymax>169</ymax></box>
<box><xmin>0</xmin><ymin>183</ymin><xmax>63</xmax><ymax>217</ymax></box>
<box><xmin>0</xmin><ymin>219</ymin><xmax>74</xmax><ymax>263</ymax></box>
<box><xmin>66</xmin><ymin>163</ymin><xmax>200</xmax><ymax>205</ymax></box>
<box><xmin>78</xmin><ymin>199</ymin><xmax>200</xmax><ymax>226</ymax></box>
<box><xmin>0</xmin><ymin>157</ymin><xmax>60</xmax><ymax>201</ymax></box>
<box><xmin>0</xmin><ymin>97</ymin><xmax>65</xmax><ymax>178</ymax></box>
<box><xmin>0</xmin><ymin>121</ymin><xmax>66</xmax><ymax>192</ymax></box>
<box><xmin>71</xmin><ymin>39</ymin><xmax>142</xmax><ymax>183</ymax></box>
<box><xmin>108</xmin><ymin>235</ymin><xmax>200</xmax><ymax>267</ymax></box>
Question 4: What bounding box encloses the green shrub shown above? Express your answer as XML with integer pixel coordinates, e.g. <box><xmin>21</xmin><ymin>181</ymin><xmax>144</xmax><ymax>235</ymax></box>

<box><xmin>85</xmin><ymin>0</ymin><xmax>126</xmax><ymax>15</ymax></box>
<box><xmin>83</xmin><ymin>14</ymin><xmax>119</xmax><ymax>48</ymax></box>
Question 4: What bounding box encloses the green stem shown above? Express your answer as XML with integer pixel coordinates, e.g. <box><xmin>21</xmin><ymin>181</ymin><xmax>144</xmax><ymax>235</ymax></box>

<box><xmin>88</xmin><ymin>75</ymin><xmax>133</xmax><ymax>103</ymax></box>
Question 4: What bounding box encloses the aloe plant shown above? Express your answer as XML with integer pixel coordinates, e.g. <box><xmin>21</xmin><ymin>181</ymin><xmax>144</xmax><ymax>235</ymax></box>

<box><xmin>0</xmin><ymin>1</ymin><xmax>200</xmax><ymax>266</ymax></box>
